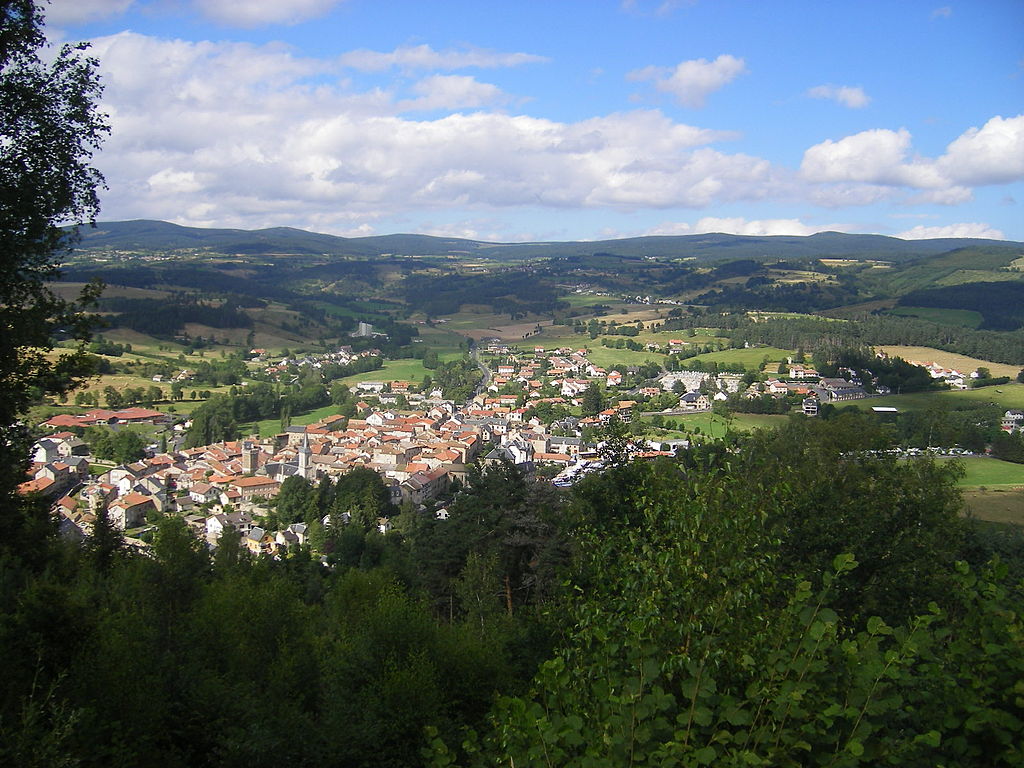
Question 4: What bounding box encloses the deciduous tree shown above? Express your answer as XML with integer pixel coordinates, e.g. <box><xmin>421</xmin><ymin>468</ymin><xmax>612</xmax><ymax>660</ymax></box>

<box><xmin>0</xmin><ymin>0</ymin><xmax>107</xmax><ymax>554</ymax></box>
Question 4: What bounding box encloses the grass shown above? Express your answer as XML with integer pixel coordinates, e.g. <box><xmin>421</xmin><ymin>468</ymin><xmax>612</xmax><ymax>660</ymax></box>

<box><xmin>340</xmin><ymin>359</ymin><xmax>433</xmax><ymax>385</ymax></box>
<box><xmin>962</xmin><ymin>488</ymin><xmax>1024</xmax><ymax>526</ymax></box>
<box><xmin>680</xmin><ymin>346</ymin><xmax>795</xmax><ymax>371</ymax></box>
<box><xmin>583</xmin><ymin>347</ymin><xmax>668</xmax><ymax>369</ymax></box>
<box><xmin>638</xmin><ymin>412</ymin><xmax>788</xmax><ymax>436</ymax></box>
<box><xmin>935</xmin><ymin>269</ymin><xmax>1022</xmax><ymax>287</ymax></box>
<box><xmin>563</xmin><ymin>292</ymin><xmax>621</xmax><ymax>308</ymax></box>
<box><xmin>934</xmin><ymin>456</ymin><xmax>1024</xmax><ymax>489</ymax></box>
<box><xmin>847</xmin><ymin>383</ymin><xmax>1024</xmax><ymax>413</ymax></box>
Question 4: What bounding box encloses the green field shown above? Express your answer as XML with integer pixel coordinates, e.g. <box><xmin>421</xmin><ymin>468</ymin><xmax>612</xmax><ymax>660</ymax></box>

<box><xmin>934</xmin><ymin>456</ymin><xmax>1024</xmax><ymax>489</ymax></box>
<box><xmin>340</xmin><ymin>359</ymin><xmax>433</xmax><ymax>385</ymax></box>
<box><xmin>639</xmin><ymin>412</ymin><xmax>788</xmax><ymax>437</ymax></box>
<box><xmin>563</xmin><ymin>292</ymin><xmax>621</xmax><ymax>308</ymax></box>
<box><xmin>582</xmin><ymin>346</ymin><xmax>668</xmax><ymax>369</ymax></box>
<box><xmin>849</xmin><ymin>383</ymin><xmax>1024</xmax><ymax>412</ymax></box>
<box><xmin>680</xmin><ymin>346</ymin><xmax>794</xmax><ymax>371</ymax></box>
<box><xmin>415</xmin><ymin>324</ymin><xmax>467</xmax><ymax>361</ymax></box>
<box><xmin>886</xmin><ymin>306</ymin><xmax>983</xmax><ymax>328</ymax></box>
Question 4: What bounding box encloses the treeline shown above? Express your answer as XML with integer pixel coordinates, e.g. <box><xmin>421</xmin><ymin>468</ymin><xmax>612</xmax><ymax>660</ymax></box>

<box><xmin>729</xmin><ymin>314</ymin><xmax>1024</xmax><ymax>365</ymax></box>
<box><xmin>694</xmin><ymin>277</ymin><xmax>864</xmax><ymax>313</ymax></box>
<box><xmin>402</xmin><ymin>272</ymin><xmax>568</xmax><ymax>319</ymax></box>
<box><xmin>100</xmin><ymin>296</ymin><xmax>254</xmax><ymax>336</ymax></box>
<box><xmin>898</xmin><ymin>281</ymin><xmax>1024</xmax><ymax>331</ymax></box>
<box><xmin>819</xmin><ymin>347</ymin><xmax>938</xmax><ymax>393</ymax></box>
<box><xmin>184</xmin><ymin>379</ymin><xmax>333</xmax><ymax>447</ymax></box>
<box><xmin>455</xmin><ymin>421</ymin><xmax>1024</xmax><ymax>766</ymax></box>
<box><xmin>3</xmin><ymin>419</ymin><xmax>1022</xmax><ymax>766</ymax></box>
<box><xmin>431</xmin><ymin>357</ymin><xmax>481</xmax><ymax>402</ymax></box>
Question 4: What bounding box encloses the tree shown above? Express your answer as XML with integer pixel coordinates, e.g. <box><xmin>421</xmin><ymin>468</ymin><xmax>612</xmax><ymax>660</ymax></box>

<box><xmin>579</xmin><ymin>383</ymin><xmax>604</xmax><ymax>417</ymax></box>
<box><xmin>102</xmin><ymin>385</ymin><xmax>122</xmax><ymax>409</ymax></box>
<box><xmin>0</xmin><ymin>1</ymin><xmax>108</xmax><ymax>549</ymax></box>
<box><xmin>443</xmin><ymin>448</ymin><xmax>1023</xmax><ymax>768</ymax></box>
<box><xmin>110</xmin><ymin>429</ymin><xmax>145</xmax><ymax>464</ymax></box>
<box><xmin>185</xmin><ymin>394</ymin><xmax>238</xmax><ymax>447</ymax></box>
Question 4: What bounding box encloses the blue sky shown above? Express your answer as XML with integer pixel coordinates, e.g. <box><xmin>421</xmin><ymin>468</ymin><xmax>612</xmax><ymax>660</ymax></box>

<box><xmin>47</xmin><ymin>0</ymin><xmax>1024</xmax><ymax>242</ymax></box>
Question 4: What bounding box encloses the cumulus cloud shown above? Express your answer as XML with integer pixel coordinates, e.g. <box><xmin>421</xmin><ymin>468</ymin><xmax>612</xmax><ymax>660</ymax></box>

<box><xmin>47</xmin><ymin>0</ymin><xmax>136</xmax><ymax>25</ymax></box>
<box><xmin>337</xmin><ymin>44</ymin><xmax>548</xmax><ymax>72</ymax></box>
<box><xmin>648</xmin><ymin>217</ymin><xmax>820</xmax><ymax>236</ymax></box>
<box><xmin>193</xmin><ymin>0</ymin><xmax>347</xmax><ymax>27</ymax></box>
<box><xmin>937</xmin><ymin>115</ymin><xmax>1024</xmax><ymax>185</ymax></box>
<box><xmin>801</xmin><ymin>116</ymin><xmax>1024</xmax><ymax>200</ymax></box>
<box><xmin>85</xmin><ymin>33</ymin><xmax>773</xmax><ymax>234</ymax></box>
<box><xmin>801</xmin><ymin>128</ymin><xmax>932</xmax><ymax>186</ymax></box>
<box><xmin>807</xmin><ymin>84</ymin><xmax>870</xmax><ymax>108</ymax></box>
<box><xmin>628</xmin><ymin>54</ymin><xmax>747</xmax><ymax>108</ymax></box>
<box><xmin>896</xmin><ymin>223</ymin><xmax>1004</xmax><ymax>240</ymax></box>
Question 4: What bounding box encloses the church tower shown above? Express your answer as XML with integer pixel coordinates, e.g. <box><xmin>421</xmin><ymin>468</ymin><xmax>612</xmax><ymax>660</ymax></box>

<box><xmin>242</xmin><ymin>440</ymin><xmax>258</xmax><ymax>474</ymax></box>
<box><xmin>297</xmin><ymin>432</ymin><xmax>312</xmax><ymax>480</ymax></box>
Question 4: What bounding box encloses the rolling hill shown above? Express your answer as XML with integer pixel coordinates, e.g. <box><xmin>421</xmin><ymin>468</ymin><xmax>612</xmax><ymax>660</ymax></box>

<box><xmin>68</xmin><ymin>220</ymin><xmax>1023</xmax><ymax>263</ymax></box>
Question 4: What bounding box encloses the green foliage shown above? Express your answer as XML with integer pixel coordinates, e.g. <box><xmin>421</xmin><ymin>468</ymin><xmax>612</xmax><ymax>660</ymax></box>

<box><xmin>84</xmin><ymin>427</ymin><xmax>145</xmax><ymax>464</ymax></box>
<box><xmin>185</xmin><ymin>394</ymin><xmax>239</xmax><ymax>447</ymax></box>
<box><xmin>991</xmin><ymin>431</ymin><xmax>1024</xmax><ymax>464</ymax></box>
<box><xmin>446</xmin><ymin>455</ymin><xmax>1023</xmax><ymax>767</ymax></box>
<box><xmin>740</xmin><ymin>419</ymin><xmax>967</xmax><ymax>624</ymax></box>
<box><xmin>0</xmin><ymin>0</ymin><xmax>106</xmax><ymax>560</ymax></box>
<box><xmin>580</xmin><ymin>383</ymin><xmax>604</xmax><ymax>417</ymax></box>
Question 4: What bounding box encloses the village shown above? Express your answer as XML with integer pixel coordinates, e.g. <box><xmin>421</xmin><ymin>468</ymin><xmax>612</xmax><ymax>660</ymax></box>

<box><xmin>22</xmin><ymin>339</ymin><xmax>1013</xmax><ymax>559</ymax></box>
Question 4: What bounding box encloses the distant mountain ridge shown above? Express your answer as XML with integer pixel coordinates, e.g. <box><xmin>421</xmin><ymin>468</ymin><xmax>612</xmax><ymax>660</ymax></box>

<box><xmin>68</xmin><ymin>219</ymin><xmax>1023</xmax><ymax>262</ymax></box>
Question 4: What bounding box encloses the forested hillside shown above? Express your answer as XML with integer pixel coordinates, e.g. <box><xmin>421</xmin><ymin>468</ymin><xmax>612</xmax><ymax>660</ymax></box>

<box><xmin>4</xmin><ymin>418</ymin><xmax>1022</xmax><ymax>767</ymax></box>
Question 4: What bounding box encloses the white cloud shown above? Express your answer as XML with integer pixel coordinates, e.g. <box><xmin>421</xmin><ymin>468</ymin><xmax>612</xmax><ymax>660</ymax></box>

<box><xmin>86</xmin><ymin>33</ymin><xmax>773</xmax><ymax>234</ymax></box>
<box><xmin>648</xmin><ymin>217</ymin><xmax>820</xmax><ymax>236</ymax></box>
<box><xmin>896</xmin><ymin>223</ymin><xmax>1005</xmax><ymax>240</ymax></box>
<box><xmin>801</xmin><ymin>116</ymin><xmax>1024</xmax><ymax>203</ymax></box>
<box><xmin>337</xmin><ymin>44</ymin><xmax>548</xmax><ymax>72</ymax></box>
<box><xmin>937</xmin><ymin>115</ymin><xmax>1024</xmax><ymax>186</ymax></box>
<box><xmin>398</xmin><ymin>75</ymin><xmax>512</xmax><ymax>112</ymax></box>
<box><xmin>628</xmin><ymin>54</ymin><xmax>747</xmax><ymax>108</ymax></box>
<box><xmin>47</xmin><ymin>0</ymin><xmax>135</xmax><ymax>25</ymax></box>
<box><xmin>193</xmin><ymin>0</ymin><xmax>347</xmax><ymax>27</ymax></box>
<box><xmin>807</xmin><ymin>84</ymin><xmax>870</xmax><ymax>109</ymax></box>
<box><xmin>931</xmin><ymin>6</ymin><xmax>953</xmax><ymax>19</ymax></box>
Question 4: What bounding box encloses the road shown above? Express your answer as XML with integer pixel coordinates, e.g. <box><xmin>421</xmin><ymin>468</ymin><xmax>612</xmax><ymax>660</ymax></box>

<box><xmin>470</xmin><ymin>341</ymin><xmax>491</xmax><ymax>397</ymax></box>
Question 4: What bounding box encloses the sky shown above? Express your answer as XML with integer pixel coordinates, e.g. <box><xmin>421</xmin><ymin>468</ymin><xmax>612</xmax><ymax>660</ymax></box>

<box><xmin>45</xmin><ymin>0</ymin><xmax>1024</xmax><ymax>242</ymax></box>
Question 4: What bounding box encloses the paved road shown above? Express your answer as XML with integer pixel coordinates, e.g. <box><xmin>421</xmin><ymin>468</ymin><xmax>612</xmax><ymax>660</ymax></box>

<box><xmin>470</xmin><ymin>341</ymin><xmax>491</xmax><ymax>397</ymax></box>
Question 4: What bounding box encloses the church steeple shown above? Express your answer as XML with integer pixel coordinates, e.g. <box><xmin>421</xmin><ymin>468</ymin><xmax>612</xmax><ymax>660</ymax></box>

<box><xmin>297</xmin><ymin>431</ymin><xmax>312</xmax><ymax>480</ymax></box>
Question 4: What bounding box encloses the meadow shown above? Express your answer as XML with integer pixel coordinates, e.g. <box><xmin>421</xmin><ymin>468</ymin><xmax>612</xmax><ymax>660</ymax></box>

<box><xmin>935</xmin><ymin>456</ymin><xmax>1024</xmax><ymax>489</ymax></box>
<box><xmin>638</xmin><ymin>412</ymin><xmax>788</xmax><ymax>438</ymax></box>
<box><xmin>850</xmin><ymin>382</ymin><xmax>1024</xmax><ymax>412</ymax></box>
<box><xmin>679</xmin><ymin>346</ymin><xmax>795</xmax><ymax>371</ymax></box>
<box><xmin>962</xmin><ymin>489</ymin><xmax>1024</xmax><ymax>526</ymax></box>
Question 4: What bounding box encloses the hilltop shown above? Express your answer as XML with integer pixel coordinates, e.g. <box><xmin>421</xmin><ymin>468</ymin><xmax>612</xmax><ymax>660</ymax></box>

<box><xmin>68</xmin><ymin>219</ymin><xmax>1022</xmax><ymax>263</ymax></box>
